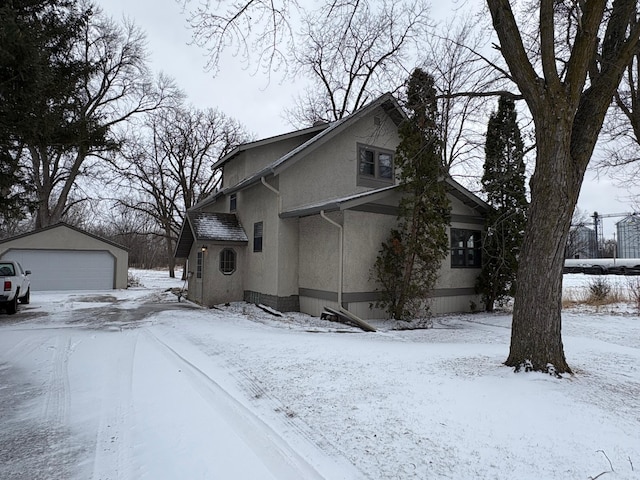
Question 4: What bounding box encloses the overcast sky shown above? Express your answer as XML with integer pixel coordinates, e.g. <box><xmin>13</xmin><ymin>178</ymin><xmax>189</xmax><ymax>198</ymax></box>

<box><xmin>98</xmin><ymin>0</ymin><xmax>638</xmax><ymax>237</ymax></box>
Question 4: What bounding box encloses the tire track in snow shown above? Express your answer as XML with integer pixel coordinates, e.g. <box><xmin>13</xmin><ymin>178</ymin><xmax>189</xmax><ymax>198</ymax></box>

<box><xmin>142</xmin><ymin>329</ymin><xmax>331</xmax><ymax>480</ymax></box>
<box><xmin>234</xmin><ymin>365</ymin><xmax>353</xmax><ymax>461</ymax></box>
<box><xmin>90</xmin><ymin>332</ymin><xmax>138</xmax><ymax>480</ymax></box>
<box><xmin>42</xmin><ymin>335</ymin><xmax>72</xmax><ymax>426</ymax></box>
<box><xmin>39</xmin><ymin>334</ymin><xmax>76</xmax><ymax>478</ymax></box>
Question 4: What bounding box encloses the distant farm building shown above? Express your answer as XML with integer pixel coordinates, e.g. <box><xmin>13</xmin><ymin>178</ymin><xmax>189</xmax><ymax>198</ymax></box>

<box><xmin>617</xmin><ymin>215</ymin><xmax>640</xmax><ymax>258</ymax></box>
<box><xmin>565</xmin><ymin>225</ymin><xmax>597</xmax><ymax>259</ymax></box>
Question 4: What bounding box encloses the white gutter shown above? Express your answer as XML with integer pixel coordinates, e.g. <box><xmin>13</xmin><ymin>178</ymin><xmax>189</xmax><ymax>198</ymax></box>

<box><xmin>320</xmin><ymin>210</ymin><xmax>343</xmax><ymax>308</ymax></box>
<box><xmin>261</xmin><ymin>176</ymin><xmax>281</xmax><ymax>213</ymax></box>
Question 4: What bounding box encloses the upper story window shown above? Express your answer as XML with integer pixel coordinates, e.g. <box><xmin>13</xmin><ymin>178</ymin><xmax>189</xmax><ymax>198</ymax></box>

<box><xmin>357</xmin><ymin>144</ymin><xmax>394</xmax><ymax>187</ymax></box>
<box><xmin>253</xmin><ymin>222</ymin><xmax>263</xmax><ymax>252</ymax></box>
<box><xmin>450</xmin><ymin>229</ymin><xmax>482</xmax><ymax>268</ymax></box>
<box><xmin>229</xmin><ymin>193</ymin><xmax>237</xmax><ymax>212</ymax></box>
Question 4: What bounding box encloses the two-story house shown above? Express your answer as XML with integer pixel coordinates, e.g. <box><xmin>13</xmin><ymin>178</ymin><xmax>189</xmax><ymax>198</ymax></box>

<box><xmin>175</xmin><ymin>93</ymin><xmax>489</xmax><ymax>319</ymax></box>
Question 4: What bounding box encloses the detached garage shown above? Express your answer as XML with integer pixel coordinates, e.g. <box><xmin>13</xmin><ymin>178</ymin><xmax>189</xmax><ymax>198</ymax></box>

<box><xmin>0</xmin><ymin>223</ymin><xmax>128</xmax><ymax>291</ymax></box>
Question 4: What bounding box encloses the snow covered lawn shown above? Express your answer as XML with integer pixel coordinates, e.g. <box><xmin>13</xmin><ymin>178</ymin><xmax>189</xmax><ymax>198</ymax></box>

<box><xmin>0</xmin><ymin>270</ymin><xmax>638</xmax><ymax>479</ymax></box>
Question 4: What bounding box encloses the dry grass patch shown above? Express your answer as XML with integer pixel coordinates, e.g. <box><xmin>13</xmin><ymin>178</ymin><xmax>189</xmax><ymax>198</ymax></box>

<box><xmin>562</xmin><ymin>276</ymin><xmax>631</xmax><ymax>310</ymax></box>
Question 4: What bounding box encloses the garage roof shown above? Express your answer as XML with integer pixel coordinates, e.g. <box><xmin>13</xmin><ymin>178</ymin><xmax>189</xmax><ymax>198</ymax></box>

<box><xmin>0</xmin><ymin>222</ymin><xmax>128</xmax><ymax>251</ymax></box>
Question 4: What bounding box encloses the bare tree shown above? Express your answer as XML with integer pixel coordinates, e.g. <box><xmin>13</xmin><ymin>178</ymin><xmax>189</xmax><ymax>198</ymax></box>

<box><xmin>88</xmin><ymin>202</ymin><xmax>166</xmax><ymax>269</ymax></box>
<box><xmin>181</xmin><ymin>0</ymin><xmax>431</xmax><ymax>125</ymax></box>
<box><xmin>597</xmin><ymin>12</ymin><xmax>640</xmax><ymax>202</ymax></box>
<box><xmin>487</xmin><ymin>0</ymin><xmax>640</xmax><ymax>373</ymax></box>
<box><xmin>286</xmin><ymin>0</ymin><xmax>430</xmax><ymax>125</ymax></box>
<box><xmin>116</xmin><ymin>105</ymin><xmax>249</xmax><ymax>277</ymax></box>
<box><xmin>23</xmin><ymin>6</ymin><xmax>178</xmax><ymax>229</ymax></box>
<box><xmin>565</xmin><ymin>208</ymin><xmax>596</xmax><ymax>259</ymax></box>
<box><xmin>423</xmin><ymin>14</ymin><xmax>499</xmax><ymax>174</ymax></box>
<box><xmin>180</xmin><ymin>0</ymin><xmax>298</xmax><ymax>75</ymax></box>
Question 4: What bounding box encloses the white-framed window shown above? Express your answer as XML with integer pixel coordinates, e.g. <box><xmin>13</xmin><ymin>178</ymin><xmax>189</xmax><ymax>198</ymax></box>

<box><xmin>357</xmin><ymin>144</ymin><xmax>394</xmax><ymax>187</ymax></box>
<box><xmin>229</xmin><ymin>193</ymin><xmax>237</xmax><ymax>212</ymax></box>
<box><xmin>196</xmin><ymin>251</ymin><xmax>203</xmax><ymax>278</ymax></box>
<box><xmin>219</xmin><ymin>248</ymin><xmax>236</xmax><ymax>275</ymax></box>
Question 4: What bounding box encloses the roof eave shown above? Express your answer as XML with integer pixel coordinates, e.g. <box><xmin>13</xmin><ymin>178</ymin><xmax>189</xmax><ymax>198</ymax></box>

<box><xmin>212</xmin><ymin>123</ymin><xmax>330</xmax><ymax>170</ymax></box>
<box><xmin>445</xmin><ymin>177</ymin><xmax>490</xmax><ymax>213</ymax></box>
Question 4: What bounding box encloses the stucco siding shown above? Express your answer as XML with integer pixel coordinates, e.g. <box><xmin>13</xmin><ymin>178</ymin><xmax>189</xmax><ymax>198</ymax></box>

<box><xmin>186</xmin><ymin>244</ymin><xmax>246</xmax><ymax>306</ymax></box>
<box><xmin>279</xmin><ymin>107</ymin><xmax>400</xmax><ymax>211</ymax></box>
<box><xmin>296</xmin><ymin>191</ymin><xmax>485</xmax><ymax>319</ymax></box>
<box><xmin>238</xmin><ymin>185</ymin><xmax>274</xmax><ymax>295</ymax></box>
<box><xmin>343</xmin><ymin>209</ymin><xmax>397</xmax><ymax>293</ymax></box>
<box><xmin>222</xmin><ymin>134</ymin><xmax>319</xmax><ymax>189</ymax></box>
<box><xmin>276</xmin><ymin>217</ymin><xmax>300</xmax><ymax>297</ymax></box>
<box><xmin>299</xmin><ymin>212</ymin><xmax>341</xmax><ymax>294</ymax></box>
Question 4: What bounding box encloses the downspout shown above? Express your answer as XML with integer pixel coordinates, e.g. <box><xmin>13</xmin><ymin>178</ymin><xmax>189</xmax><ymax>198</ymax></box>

<box><xmin>261</xmin><ymin>176</ymin><xmax>281</xmax><ymax>213</ymax></box>
<box><xmin>320</xmin><ymin>210</ymin><xmax>343</xmax><ymax>308</ymax></box>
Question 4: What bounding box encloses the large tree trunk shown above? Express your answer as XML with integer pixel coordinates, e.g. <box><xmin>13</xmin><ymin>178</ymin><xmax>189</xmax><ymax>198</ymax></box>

<box><xmin>505</xmin><ymin>117</ymin><xmax>581</xmax><ymax>374</ymax></box>
<box><xmin>166</xmin><ymin>235</ymin><xmax>176</xmax><ymax>278</ymax></box>
<box><xmin>486</xmin><ymin>0</ymin><xmax>640</xmax><ymax>375</ymax></box>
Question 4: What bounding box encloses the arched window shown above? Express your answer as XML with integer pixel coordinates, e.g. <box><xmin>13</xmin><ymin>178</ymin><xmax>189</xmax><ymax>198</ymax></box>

<box><xmin>219</xmin><ymin>249</ymin><xmax>236</xmax><ymax>275</ymax></box>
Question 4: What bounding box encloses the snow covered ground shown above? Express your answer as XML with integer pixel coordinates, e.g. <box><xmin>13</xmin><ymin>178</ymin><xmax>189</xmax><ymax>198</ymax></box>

<box><xmin>0</xmin><ymin>270</ymin><xmax>638</xmax><ymax>479</ymax></box>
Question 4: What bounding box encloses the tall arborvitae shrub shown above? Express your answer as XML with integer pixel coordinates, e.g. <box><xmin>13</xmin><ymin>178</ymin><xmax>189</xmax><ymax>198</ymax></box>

<box><xmin>477</xmin><ymin>95</ymin><xmax>527</xmax><ymax>311</ymax></box>
<box><xmin>373</xmin><ymin>69</ymin><xmax>450</xmax><ymax>321</ymax></box>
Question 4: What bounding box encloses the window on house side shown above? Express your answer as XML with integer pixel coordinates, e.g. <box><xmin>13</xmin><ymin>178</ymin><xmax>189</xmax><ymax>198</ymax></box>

<box><xmin>219</xmin><ymin>248</ymin><xmax>236</xmax><ymax>274</ymax></box>
<box><xmin>450</xmin><ymin>229</ymin><xmax>482</xmax><ymax>268</ymax></box>
<box><xmin>378</xmin><ymin>153</ymin><xmax>393</xmax><ymax>179</ymax></box>
<box><xmin>253</xmin><ymin>222</ymin><xmax>263</xmax><ymax>252</ymax></box>
<box><xmin>357</xmin><ymin>144</ymin><xmax>394</xmax><ymax>186</ymax></box>
<box><xmin>196</xmin><ymin>251</ymin><xmax>203</xmax><ymax>278</ymax></box>
<box><xmin>230</xmin><ymin>193</ymin><xmax>237</xmax><ymax>212</ymax></box>
<box><xmin>359</xmin><ymin>149</ymin><xmax>375</xmax><ymax>176</ymax></box>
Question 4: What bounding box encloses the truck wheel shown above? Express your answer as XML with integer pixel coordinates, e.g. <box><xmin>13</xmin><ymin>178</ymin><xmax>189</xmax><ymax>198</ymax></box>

<box><xmin>6</xmin><ymin>296</ymin><xmax>18</xmax><ymax>314</ymax></box>
<box><xmin>19</xmin><ymin>288</ymin><xmax>30</xmax><ymax>304</ymax></box>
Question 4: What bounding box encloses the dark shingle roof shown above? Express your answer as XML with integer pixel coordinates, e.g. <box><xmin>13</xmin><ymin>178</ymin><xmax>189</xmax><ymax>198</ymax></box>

<box><xmin>189</xmin><ymin>212</ymin><xmax>248</xmax><ymax>242</ymax></box>
<box><xmin>174</xmin><ymin>212</ymin><xmax>247</xmax><ymax>258</ymax></box>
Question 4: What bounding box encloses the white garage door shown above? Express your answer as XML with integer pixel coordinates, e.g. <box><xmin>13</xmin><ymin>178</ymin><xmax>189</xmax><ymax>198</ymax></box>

<box><xmin>1</xmin><ymin>249</ymin><xmax>115</xmax><ymax>291</ymax></box>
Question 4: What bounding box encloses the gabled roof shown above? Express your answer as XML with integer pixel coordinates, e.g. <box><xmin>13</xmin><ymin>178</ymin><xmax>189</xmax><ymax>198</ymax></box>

<box><xmin>196</xmin><ymin>93</ymin><xmax>406</xmax><ymax>210</ymax></box>
<box><xmin>212</xmin><ymin>123</ymin><xmax>330</xmax><ymax>171</ymax></box>
<box><xmin>445</xmin><ymin>177</ymin><xmax>490</xmax><ymax>213</ymax></box>
<box><xmin>174</xmin><ymin>212</ymin><xmax>248</xmax><ymax>258</ymax></box>
<box><xmin>0</xmin><ymin>222</ymin><xmax>128</xmax><ymax>251</ymax></box>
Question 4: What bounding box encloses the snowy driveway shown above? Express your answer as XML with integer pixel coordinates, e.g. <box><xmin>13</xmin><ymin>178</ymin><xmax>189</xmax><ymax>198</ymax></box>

<box><xmin>0</xmin><ymin>287</ymin><xmax>356</xmax><ymax>480</ymax></box>
<box><xmin>1</xmin><ymin>272</ymin><xmax>639</xmax><ymax>480</ymax></box>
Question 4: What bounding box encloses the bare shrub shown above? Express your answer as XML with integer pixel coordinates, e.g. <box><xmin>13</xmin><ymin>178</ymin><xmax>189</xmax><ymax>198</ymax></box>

<box><xmin>128</xmin><ymin>272</ymin><xmax>142</xmax><ymax>287</ymax></box>
<box><xmin>586</xmin><ymin>277</ymin><xmax>625</xmax><ymax>306</ymax></box>
<box><xmin>626</xmin><ymin>277</ymin><xmax>640</xmax><ymax>312</ymax></box>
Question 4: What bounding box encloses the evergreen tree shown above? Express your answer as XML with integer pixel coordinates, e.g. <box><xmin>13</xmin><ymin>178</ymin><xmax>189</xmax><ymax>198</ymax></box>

<box><xmin>373</xmin><ymin>69</ymin><xmax>450</xmax><ymax>321</ymax></box>
<box><xmin>477</xmin><ymin>95</ymin><xmax>527</xmax><ymax>311</ymax></box>
<box><xmin>0</xmin><ymin>0</ymin><xmax>90</xmax><ymax>224</ymax></box>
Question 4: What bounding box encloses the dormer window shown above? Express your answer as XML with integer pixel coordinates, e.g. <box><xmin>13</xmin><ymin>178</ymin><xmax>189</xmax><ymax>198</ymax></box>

<box><xmin>357</xmin><ymin>144</ymin><xmax>394</xmax><ymax>187</ymax></box>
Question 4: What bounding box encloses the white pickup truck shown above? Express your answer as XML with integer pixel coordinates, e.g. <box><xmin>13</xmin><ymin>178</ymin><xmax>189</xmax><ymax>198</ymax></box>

<box><xmin>0</xmin><ymin>260</ymin><xmax>31</xmax><ymax>314</ymax></box>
